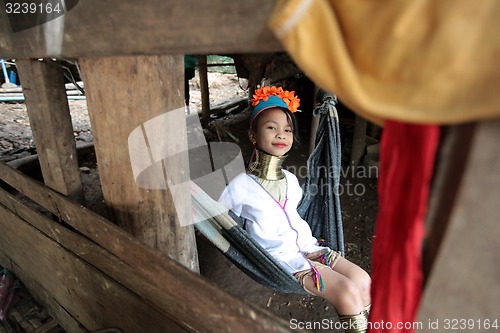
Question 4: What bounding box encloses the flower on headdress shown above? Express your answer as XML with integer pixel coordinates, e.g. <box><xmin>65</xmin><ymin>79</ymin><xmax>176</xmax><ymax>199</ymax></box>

<box><xmin>251</xmin><ymin>85</ymin><xmax>301</xmax><ymax>113</ymax></box>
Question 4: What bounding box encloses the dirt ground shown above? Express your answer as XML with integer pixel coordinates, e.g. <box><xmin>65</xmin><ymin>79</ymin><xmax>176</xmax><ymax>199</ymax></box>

<box><xmin>0</xmin><ymin>72</ymin><xmax>378</xmax><ymax>332</ymax></box>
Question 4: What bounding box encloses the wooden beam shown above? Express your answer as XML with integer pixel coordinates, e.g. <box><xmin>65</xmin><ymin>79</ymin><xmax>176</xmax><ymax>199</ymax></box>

<box><xmin>15</xmin><ymin>59</ymin><xmax>85</xmax><ymax>204</ymax></box>
<box><xmin>0</xmin><ymin>162</ymin><xmax>300</xmax><ymax>333</ymax></box>
<box><xmin>0</xmin><ymin>0</ymin><xmax>282</xmax><ymax>59</ymax></box>
<box><xmin>0</xmin><ymin>196</ymin><xmax>191</xmax><ymax>333</ymax></box>
<box><xmin>418</xmin><ymin>119</ymin><xmax>500</xmax><ymax>324</ymax></box>
<box><xmin>79</xmin><ymin>56</ymin><xmax>199</xmax><ymax>272</ymax></box>
<box><xmin>350</xmin><ymin>114</ymin><xmax>367</xmax><ymax>169</ymax></box>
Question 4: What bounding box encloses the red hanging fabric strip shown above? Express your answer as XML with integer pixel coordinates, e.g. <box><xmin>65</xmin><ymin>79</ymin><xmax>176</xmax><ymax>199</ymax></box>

<box><xmin>368</xmin><ymin>120</ymin><xmax>440</xmax><ymax>333</ymax></box>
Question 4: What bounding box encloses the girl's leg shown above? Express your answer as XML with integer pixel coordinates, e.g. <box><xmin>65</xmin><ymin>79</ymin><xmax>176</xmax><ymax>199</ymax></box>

<box><xmin>301</xmin><ymin>268</ymin><xmax>365</xmax><ymax>315</ymax></box>
<box><xmin>301</xmin><ymin>268</ymin><xmax>368</xmax><ymax>333</ymax></box>
<box><xmin>330</xmin><ymin>256</ymin><xmax>371</xmax><ymax>308</ymax></box>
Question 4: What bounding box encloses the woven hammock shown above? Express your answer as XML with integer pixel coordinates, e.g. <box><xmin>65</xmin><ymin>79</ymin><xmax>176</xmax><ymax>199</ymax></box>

<box><xmin>193</xmin><ymin>94</ymin><xmax>344</xmax><ymax>294</ymax></box>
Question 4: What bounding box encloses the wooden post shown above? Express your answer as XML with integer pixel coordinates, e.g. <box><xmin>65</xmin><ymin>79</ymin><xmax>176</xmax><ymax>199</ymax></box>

<box><xmin>369</xmin><ymin>122</ymin><xmax>382</xmax><ymax>140</ymax></box>
<box><xmin>423</xmin><ymin>123</ymin><xmax>476</xmax><ymax>281</ymax></box>
<box><xmin>309</xmin><ymin>115</ymin><xmax>320</xmax><ymax>155</ymax></box>
<box><xmin>79</xmin><ymin>56</ymin><xmax>199</xmax><ymax>273</ymax></box>
<box><xmin>350</xmin><ymin>114</ymin><xmax>367</xmax><ymax>169</ymax></box>
<box><xmin>198</xmin><ymin>55</ymin><xmax>210</xmax><ymax>125</ymax></box>
<box><xmin>308</xmin><ymin>86</ymin><xmax>320</xmax><ymax>154</ymax></box>
<box><xmin>418</xmin><ymin>119</ymin><xmax>500</xmax><ymax>323</ymax></box>
<box><xmin>16</xmin><ymin>59</ymin><xmax>85</xmax><ymax>204</ymax></box>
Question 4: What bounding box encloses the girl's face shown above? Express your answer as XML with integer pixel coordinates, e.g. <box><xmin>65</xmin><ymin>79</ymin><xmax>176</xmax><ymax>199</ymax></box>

<box><xmin>249</xmin><ymin>108</ymin><xmax>293</xmax><ymax>157</ymax></box>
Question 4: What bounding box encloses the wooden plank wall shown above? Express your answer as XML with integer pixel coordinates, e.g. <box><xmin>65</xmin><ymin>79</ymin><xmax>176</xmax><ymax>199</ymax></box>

<box><xmin>418</xmin><ymin>119</ymin><xmax>500</xmax><ymax>326</ymax></box>
<box><xmin>423</xmin><ymin>123</ymin><xmax>476</xmax><ymax>279</ymax></box>
<box><xmin>0</xmin><ymin>195</ymin><xmax>187</xmax><ymax>332</ymax></box>
<box><xmin>0</xmin><ymin>162</ymin><xmax>301</xmax><ymax>333</ymax></box>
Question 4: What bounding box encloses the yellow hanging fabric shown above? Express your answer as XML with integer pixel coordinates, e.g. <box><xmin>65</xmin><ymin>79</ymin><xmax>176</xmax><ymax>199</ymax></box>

<box><xmin>269</xmin><ymin>0</ymin><xmax>500</xmax><ymax>125</ymax></box>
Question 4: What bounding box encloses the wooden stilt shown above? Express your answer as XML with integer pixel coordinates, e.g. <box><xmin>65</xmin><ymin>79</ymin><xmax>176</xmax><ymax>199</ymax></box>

<box><xmin>369</xmin><ymin>122</ymin><xmax>382</xmax><ymax>140</ymax></box>
<box><xmin>423</xmin><ymin>123</ymin><xmax>476</xmax><ymax>281</ymax></box>
<box><xmin>198</xmin><ymin>55</ymin><xmax>210</xmax><ymax>126</ymax></box>
<box><xmin>16</xmin><ymin>59</ymin><xmax>85</xmax><ymax>204</ymax></box>
<box><xmin>350</xmin><ymin>114</ymin><xmax>367</xmax><ymax>169</ymax></box>
<box><xmin>308</xmin><ymin>86</ymin><xmax>320</xmax><ymax>155</ymax></box>
<box><xmin>79</xmin><ymin>56</ymin><xmax>199</xmax><ymax>272</ymax></box>
<box><xmin>309</xmin><ymin>115</ymin><xmax>320</xmax><ymax>155</ymax></box>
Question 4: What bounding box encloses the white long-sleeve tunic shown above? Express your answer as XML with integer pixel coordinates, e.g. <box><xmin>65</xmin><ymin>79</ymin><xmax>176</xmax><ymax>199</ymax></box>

<box><xmin>218</xmin><ymin>170</ymin><xmax>328</xmax><ymax>274</ymax></box>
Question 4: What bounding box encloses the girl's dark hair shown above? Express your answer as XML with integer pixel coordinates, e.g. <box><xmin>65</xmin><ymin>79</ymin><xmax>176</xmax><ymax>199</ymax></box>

<box><xmin>250</xmin><ymin>107</ymin><xmax>301</xmax><ymax>145</ymax></box>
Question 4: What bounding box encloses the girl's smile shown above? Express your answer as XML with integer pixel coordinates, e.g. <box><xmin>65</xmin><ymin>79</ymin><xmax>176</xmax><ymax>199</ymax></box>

<box><xmin>249</xmin><ymin>107</ymin><xmax>294</xmax><ymax>157</ymax></box>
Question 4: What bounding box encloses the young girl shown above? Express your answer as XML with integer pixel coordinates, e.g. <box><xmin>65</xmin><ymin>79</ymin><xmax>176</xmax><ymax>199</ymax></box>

<box><xmin>218</xmin><ymin>86</ymin><xmax>371</xmax><ymax>332</ymax></box>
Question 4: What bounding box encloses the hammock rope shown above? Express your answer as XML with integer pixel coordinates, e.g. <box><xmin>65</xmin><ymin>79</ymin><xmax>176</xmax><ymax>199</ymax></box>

<box><xmin>193</xmin><ymin>93</ymin><xmax>344</xmax><ymax>293</ymax></box>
